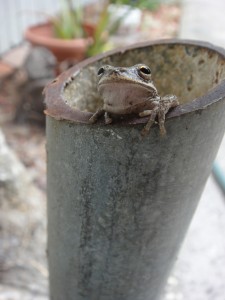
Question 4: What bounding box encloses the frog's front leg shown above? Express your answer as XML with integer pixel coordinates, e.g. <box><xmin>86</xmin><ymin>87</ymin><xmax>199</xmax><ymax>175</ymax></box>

<box><xmin>89</xmin><ymin>108</ymin><xmax>104</xmax><ymax>124</ymax></box>
<box><xmin>89</xmin><ymin>109</ymin><xmax>112</xmax><ymax>124</ymax></box>
<box><xmin>141</xmin><ymin>106</ymin><xmax>159</xmax><ymax>136</ymax></box>
<box><xmin>141</xmin><ymin>95</ymin><xmax>179</xmax><ymax>136</ymax></box>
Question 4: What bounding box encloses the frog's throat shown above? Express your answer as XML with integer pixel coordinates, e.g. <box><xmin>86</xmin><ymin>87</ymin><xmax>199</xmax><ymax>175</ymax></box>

<box><xmin>103</xmin><ymin>99</ymin><xmax>157</xmax><ymax>115</ymax></box>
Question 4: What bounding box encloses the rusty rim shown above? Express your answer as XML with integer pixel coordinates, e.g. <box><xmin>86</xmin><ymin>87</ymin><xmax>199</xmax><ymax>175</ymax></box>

<box><xmin>44</xmin><ymin>39</ymin><xmax>225</xmax><ymax>125</ymax></box>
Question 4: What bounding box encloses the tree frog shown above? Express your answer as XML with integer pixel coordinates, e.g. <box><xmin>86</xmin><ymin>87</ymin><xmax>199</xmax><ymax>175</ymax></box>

<box><xmin>89</xmin><ymin>64</ymin><xmax>179</xmax><ymax>136</ymax></box>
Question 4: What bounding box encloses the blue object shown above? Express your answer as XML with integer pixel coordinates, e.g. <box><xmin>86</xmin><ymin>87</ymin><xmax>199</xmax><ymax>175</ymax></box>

<box><xmin>212</xmin><ymin>161</ymin><xmax>225</xmax><ymax>194</ymax></box>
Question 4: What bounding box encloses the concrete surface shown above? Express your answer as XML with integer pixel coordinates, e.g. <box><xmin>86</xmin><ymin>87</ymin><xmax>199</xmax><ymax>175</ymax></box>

<box><xmin>164</xmin><ymin>0</ymin><xmax>225</xmax><ymax>299</ymax></box>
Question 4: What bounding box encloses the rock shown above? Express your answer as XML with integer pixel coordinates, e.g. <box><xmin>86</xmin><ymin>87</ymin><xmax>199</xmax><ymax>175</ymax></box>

<box><xmin>15</xmin><ymin>46</ymin><xmax>56</xmax><ymax>124</ymax></box>
<box><xmin>24</xmin><ymin>46</ymin><xmax>56</xmax><ymax>80</ymax></box>
<box><xmin>0</xmin><ymin>129</ymin><xmax>48</xmax><ymax>299</ymax></box>
<box><xmin>1</xmin><ymin>45</ymin><xmax>56</xmax><ymax>124</ymax></box>
<box><xmin>0</xmin><ymin>128</ymin><xmax>30</xmax><ymax>204</ymax></box>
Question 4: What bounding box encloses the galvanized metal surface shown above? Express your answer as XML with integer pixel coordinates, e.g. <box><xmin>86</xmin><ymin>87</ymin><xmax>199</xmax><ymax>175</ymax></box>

<box><xmin>45</xmin><ymin>40</ymin><xmax>225</xmax><ymax>300</ymax></box>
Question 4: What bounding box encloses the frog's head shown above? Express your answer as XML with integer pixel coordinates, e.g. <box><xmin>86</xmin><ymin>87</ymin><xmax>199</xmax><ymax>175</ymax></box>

<box><xmin>96</xmin><ymin>64</ymin><xmax>159</xmax><ymax>114</ymax></box>
<box><xmin>97</xmin><ymin>64</ymin><xmax>156</xmax><ymax>91</ymax></box>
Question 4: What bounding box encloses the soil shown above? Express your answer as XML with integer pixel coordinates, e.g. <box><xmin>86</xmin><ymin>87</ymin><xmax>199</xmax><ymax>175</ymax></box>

<box><xmin>0</xmin><ymin>3</ymin><xmax>180</xmax><ymax>299</ymax></box>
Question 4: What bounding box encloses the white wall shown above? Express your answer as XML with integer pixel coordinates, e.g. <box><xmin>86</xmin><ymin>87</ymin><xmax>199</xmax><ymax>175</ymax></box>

<box><xmin>0</xmin><ymin>0</ymin><xmax>91</xmax><ymax>55</ymax></box>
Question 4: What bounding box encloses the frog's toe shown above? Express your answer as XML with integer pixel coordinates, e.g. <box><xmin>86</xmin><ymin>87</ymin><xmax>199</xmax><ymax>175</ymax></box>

<box><xmin>104</xmin><ymin>112</ymin><xmax>112</xmax><ymax>124</ymax></box>
<box><xmin>89</xmin><ymin>108</ymin><xmax>105</xmax><ymax>123</ymax></box>
<box><xmin>159</xmin><ymin>125</ymin><xmax>166</xmax><ymax>136</ymax></box>
<box><xmin>89</xmin><ymin>116</ymin><xmax>97</xmax><ymax>124</ymax></box>
<box><xmin>139</xmin><ymin>110</ymin><xmax>152</xmax><ymax>117</ymax></box>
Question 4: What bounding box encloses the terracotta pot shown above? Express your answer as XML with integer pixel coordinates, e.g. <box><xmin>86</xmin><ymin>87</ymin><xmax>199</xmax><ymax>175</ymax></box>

<box><xmin>25</xmin><ymin>22</ymin><xmax>93</xmax><ymax>62</ymax></box>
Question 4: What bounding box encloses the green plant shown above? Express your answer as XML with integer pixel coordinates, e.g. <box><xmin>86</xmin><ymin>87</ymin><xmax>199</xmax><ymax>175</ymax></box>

<box><xmin>52</xmin><ymin>0</ymin><xmax>84</xmax><ymax>39</ymax></box>
<box><xmin>50</xmin><ymin>0</ymin><xmax>162</xmax><ymax>57</ymax></box>
<box><xmin>86</xmin><ymin>2</ymin><xmax>121</xmax><ymax>57</ymax></box>
<box><xmin>86</xmin><ymin>0</ymin><xmax>162</xmax><ymax>57</ymax></box>
<box><xmin>86</xmin><ymin>0</ymin><xmax>139</xmax><ymax>57</ymax></box>
<box><xmin>137</xmin><ymin>0</ymin><xmax>161</xmax><ymax>11</ymax></box>
<box><xmin>111</xmin><ymin>0</ymin><xmax>161</xmax><ymax>11</ymax></box>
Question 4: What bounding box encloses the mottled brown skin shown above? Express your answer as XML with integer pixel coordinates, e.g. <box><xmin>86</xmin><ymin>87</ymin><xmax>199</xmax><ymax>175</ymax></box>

<box><xmin>89</xmin><ymin>64</ymin><xmax>179</xmax><ymax>136</ymax></box>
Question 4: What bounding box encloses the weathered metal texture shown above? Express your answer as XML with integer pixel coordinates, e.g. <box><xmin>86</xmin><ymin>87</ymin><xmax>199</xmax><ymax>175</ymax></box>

<box><xmin>45</xmin><ymin>40</ymin><xmax>225</xmax><ymax>300</ymax></box>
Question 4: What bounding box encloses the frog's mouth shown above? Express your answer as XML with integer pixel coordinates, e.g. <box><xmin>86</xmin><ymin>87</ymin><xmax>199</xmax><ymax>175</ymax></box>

<box><xmin>98</xmin><ymin>80</ymin><xmax>157</xmax><ymax>93</ymax></box>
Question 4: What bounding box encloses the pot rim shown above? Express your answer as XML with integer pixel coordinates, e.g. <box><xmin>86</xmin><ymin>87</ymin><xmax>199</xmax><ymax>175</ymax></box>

<box><xmin>44</xmin><ymin>38</ymin><xmax>225</xmax><ymax>125</ymax></box>
<box><xmin>25</xmin><ymin>22</ymin><xmax>91</xmax><ymax>50</ymax></box>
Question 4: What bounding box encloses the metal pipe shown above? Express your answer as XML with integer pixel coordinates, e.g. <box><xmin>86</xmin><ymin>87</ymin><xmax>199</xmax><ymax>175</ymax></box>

<box><xmin>45</xmin><ymin>39</ymin><xmax>225</xmax><ymax>300</ymax></box>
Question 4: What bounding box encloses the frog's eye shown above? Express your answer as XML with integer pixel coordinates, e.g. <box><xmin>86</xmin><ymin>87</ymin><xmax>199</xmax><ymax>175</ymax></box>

<box><xmin>139</xmin><ymin>66</ymin><xmax>151</xmax><ymax>75</ymax></box>
<box><xmin>97</xmin><ymin>67</ymin><xmax>105</xmax><ymax>76</ymax></box>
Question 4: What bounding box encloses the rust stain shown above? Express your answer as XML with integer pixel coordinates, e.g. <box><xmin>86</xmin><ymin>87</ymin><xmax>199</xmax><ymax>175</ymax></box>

<box><xmin>198</xmin><ymin>59</ymin><xmax>205</xmax><ymax>65</ymax></box>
